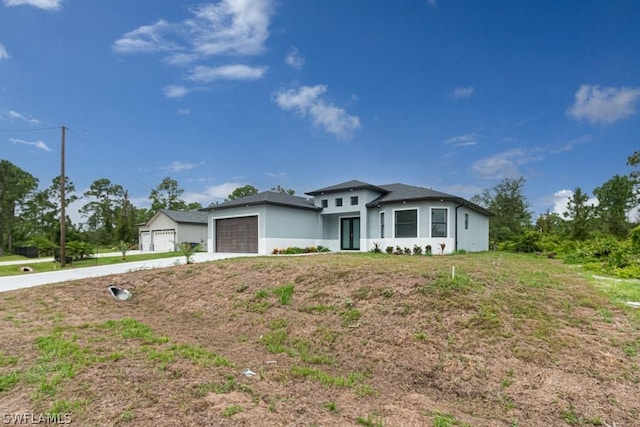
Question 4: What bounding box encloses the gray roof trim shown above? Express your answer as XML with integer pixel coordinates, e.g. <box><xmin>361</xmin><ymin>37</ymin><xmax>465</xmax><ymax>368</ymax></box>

<box><xmin>366</xmin><ymin>183</ymin><xmax>493</xmax><ymax>216</ymax></box>
<box><xmin>305</xmin><ymin>179</ymin><xmax>390</xmax><ymax>196</ymax></box>
<box><xmin>160</xmin><ymin>209</ymin><xmax>209</xmax><ymax>224</ymax></box>
<box><xmin>201</xmin><ymin>191</ymin><xmax>320</xmax><ymax>212</ymax></box>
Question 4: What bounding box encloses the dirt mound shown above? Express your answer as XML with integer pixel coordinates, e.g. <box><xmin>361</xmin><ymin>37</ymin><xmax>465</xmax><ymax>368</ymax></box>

<box><xmin>0</xmin><ymin>253</ymin><xmax>638</xmax><ymax>426</ymax></box>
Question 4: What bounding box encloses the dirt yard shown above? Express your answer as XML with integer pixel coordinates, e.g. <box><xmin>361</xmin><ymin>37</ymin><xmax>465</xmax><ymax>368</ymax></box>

<box><xmin>0</xmin><ymin>252</ymin><xmax>638</xmax><ymax>426</ymax></box>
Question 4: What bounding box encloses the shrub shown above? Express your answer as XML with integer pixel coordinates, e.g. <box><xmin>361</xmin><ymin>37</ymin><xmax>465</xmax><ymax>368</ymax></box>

<box><xmin>371</xmin><ymin>242</ymin><xmax>382</xmax><ymax>253</ymax></box>
<box><xmin>403</xmin><ymin>247</ymin><xmax>411</xmax><ymax>255</ymax></box>
<box><xmin>425</xmin><ymin>245</ymin><xmax>432</xmax><ymax>255</ymax></box>
<box><xmin>412</xmin><ymin>244</ymin><xmax>422</xmax><ymax>255</ymax></box>
<box><xmin>385</xmin><ymin>246</ymin><xmax>394</xmax><ymax>254</ymax></box>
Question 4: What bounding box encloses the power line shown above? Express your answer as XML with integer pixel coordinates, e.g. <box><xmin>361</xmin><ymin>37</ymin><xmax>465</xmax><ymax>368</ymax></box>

<box><xmin>0</xmin><ymin>126</ymin><xmax>60</xmax><ymax>132</ymax></box>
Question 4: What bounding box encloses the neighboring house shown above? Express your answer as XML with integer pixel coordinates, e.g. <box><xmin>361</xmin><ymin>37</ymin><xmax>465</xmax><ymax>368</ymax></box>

<box><xmin>138</xmin><ymin>209</ymin><xmax>208</xmax><ymax>252</ymax></box>
<box><xmin>202</xmin><ymin>180</ymin><xmax>492</xmax><ymax>255</ymax></box>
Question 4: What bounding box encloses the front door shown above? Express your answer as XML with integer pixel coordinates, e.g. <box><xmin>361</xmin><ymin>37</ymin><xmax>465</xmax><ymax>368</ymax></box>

<box><xmin>341</xmin><ymin>217</ymin><xmax>360</xmax><ymax>250</ymax></box>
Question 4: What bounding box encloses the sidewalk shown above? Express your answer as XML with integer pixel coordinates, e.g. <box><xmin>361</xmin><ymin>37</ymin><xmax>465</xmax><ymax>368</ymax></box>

<box><xmin>0</xmin><ymin>252</ymin><xmax>253</xmax><ymax>293</ymax></box>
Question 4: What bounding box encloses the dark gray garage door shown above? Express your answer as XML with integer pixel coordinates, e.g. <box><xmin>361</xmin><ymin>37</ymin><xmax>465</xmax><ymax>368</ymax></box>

<box><xmin>216</xmin><ymin>216</ymin><xmax>258</xmax><ymax>253</ymax></box>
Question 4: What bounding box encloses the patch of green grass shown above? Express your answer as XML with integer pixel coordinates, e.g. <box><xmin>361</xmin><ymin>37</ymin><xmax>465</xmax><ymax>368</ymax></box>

<box><xmin>290</xmin><ymin>365</ymin><xmax>369</xmax><ymax>391</ymax></box>
<box><xmin>254</xmin><ymin>289</ymin><xmax>269</xmax><ymax>299</ymax></box>
<box><xmin>356</xmin><ymin>414</ymin><xmax>384</xmax><ymax>426</ymax></box>
<box><xmin>420</xmin><ymin>271</ymin><xmax>474</xmax><ymax>295</ymax></box>
<box><xmin>0</xmin><ymin>350</ymin><xmax>18</xmax><ymax>366</ymax></box>
<box><xmin>273</xmin><ymin>284</ymin><xmax>294</xmax><ymax>305</ymax></box>
<box><xmin>221</xmin><ymin>404</ymin><xmax>243</xmax><ymax>417</ymax></box>
<box><xmin>597</xmin><ymin>308</ymin><xmax>613</xmax><ymax>323</ymax></box>
<box><xmin>299</xmin><ymin>304</ymin><xmax>335</xmax><ymax>314</ymax></box>
<box><xmin>171</xmin><ymin>344</ymin><xmax>233</xmax><ymax>367</ymax></box>
<box><xmin>0</xmin><ymin>371</ymin><xmax>20</xmax><ymax>392</ymax></box>
<box><xmin>426</xmin><ymin>410</ymin><xmax>471</xmax><ymax>427</ymax></box>
<box><xmin>101</xmin><ymin>318</ymin><xmax>168</xmax><ymax>344</ymax></box>
<box><xmin>341</xmin><ymin>308</ymin><xmax>361</xmax><ymax>327</ymax></box>
<box><xmin>323</xmin><ymin>401</ymin><xmax>338</xmax><ymax>412</ymax></box>
<box><xmin>261</xmin><ymin>329</ymin><xmax>288</xmax><ymax>354</ymax></box>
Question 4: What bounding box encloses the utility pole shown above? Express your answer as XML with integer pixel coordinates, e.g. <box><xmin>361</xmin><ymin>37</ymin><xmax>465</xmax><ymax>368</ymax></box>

<box><xmin>60</xmin><ymin>125</ymin><xmax>66</xmax><ymax>268</ymax></box>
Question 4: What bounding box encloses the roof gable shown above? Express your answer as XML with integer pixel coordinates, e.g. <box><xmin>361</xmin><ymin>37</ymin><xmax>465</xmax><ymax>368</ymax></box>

<box><xmin>160</xmin><ymin>209</ymin><xmax>208</xmax><ymax>224</ymax></box>
<box><xmin>201</xmin><ymin>191</ymin><xmax>319</xmax><ymax>212</ymax></box>
<box><xmin>306</xmin><ymin>179</ymin><xmax>390</xmax><ymax>196</ymax></box>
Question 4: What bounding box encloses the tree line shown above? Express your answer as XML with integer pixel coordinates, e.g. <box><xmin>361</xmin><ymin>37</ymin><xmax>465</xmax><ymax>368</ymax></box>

<box><xmin>0</xmin><ymin>163</ymin><xmax>293</xmax><ymax>256</ymax></box>
<box><xmin>471</xmin><ymin>150</ymin><xmax>640</xmax><ymax>278</ymax></box>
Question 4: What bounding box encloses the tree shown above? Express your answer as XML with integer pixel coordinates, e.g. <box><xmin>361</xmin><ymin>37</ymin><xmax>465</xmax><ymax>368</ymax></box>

<box><xmin>270</xmin><ymin>185</ymin><xmax>295</xmax><ymax>195</ymax></box>
<box><xmin>563</xmin><ymin>187</ymin><xmax>594</xmax><ymax>241</ymax></box>
<box><xmin>472</xmin><ymin>177</ymin><xmax>532</xmax><ymax>245</ymax></box>
<box><xmin>536</xmin><ymin>210</ymin><xmax>565</xmax><ymax>235</ymax></box>
<box><xmin>80</xmin><ymin>178</ymin><xmax>125</xmax><ymax>245</ymax></box>
<box><xmin>149</xmin><ymin>177</ymin><xmax>196</xmax><ymax>213</ymax></box>
<box><xmin>0</xmin><ymin>160</ymin><xmax>38</xmax><ymax>255</ymax></box>
<box><xmin>593</xmin><ymin>175</ymin><xmax>636</xmax><ymax>238</ymax></box>
<box><xmin>226</xmin><ymin>185</ymin><xmax>259</xmax><ymax>201</ymax></box>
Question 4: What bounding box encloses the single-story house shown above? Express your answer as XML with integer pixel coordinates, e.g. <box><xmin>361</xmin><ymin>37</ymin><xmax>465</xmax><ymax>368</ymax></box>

<box><xmin>201</xmin><ymin>180</ymin><xmax>491</xmax><ymax>255</ymax></box>
<box><xmin>138</xmin><ymin>209</ymin><xmax>208</xmax><ymax>252</ymax></box>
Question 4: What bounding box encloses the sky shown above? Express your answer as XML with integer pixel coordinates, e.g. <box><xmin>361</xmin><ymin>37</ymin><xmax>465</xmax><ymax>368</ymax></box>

<box><xmin>1</xmin><ymin>0</ymin><xmax>639</xmax><ymax>224</ymax></box>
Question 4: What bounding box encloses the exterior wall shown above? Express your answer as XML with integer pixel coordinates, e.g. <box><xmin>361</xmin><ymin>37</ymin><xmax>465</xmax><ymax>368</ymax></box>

<box><xmin>176</xmin><ymin>223</ymin><xmax>208</xmax><ymax>250</ymax></box>
<box><xmin>262</xmin><ymin>205</ymin><xmax>321</xmax><ymax>254</ymax></box>
<box><xmin>455</xmin><ymin>207</ymin><xmax>489</xmax><ymax>252</ymax></box>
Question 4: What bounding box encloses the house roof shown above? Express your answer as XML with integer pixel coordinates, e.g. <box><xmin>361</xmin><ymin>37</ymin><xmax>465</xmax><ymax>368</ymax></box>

<box><xmin>305</xmin><ymin>180</ymin><xmax>390</xmax><ymax>196</ymax></box>
<box><xmin>159</xmin><ymin>209</ymin><xmax>208</xmax><ymax>224</ymax></box>
<box><xmin>201</xmin><ymin>191</ymin><xmax>320</xmax><ymax>212</ymax></box>
<box><xmin>367</xmin><ymin>183</ymin><xmax>493</xmax><ymax>216</ymax></box>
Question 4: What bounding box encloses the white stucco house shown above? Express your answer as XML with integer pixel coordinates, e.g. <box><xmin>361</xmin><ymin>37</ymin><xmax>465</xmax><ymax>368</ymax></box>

<box><xmin>201</xmin><ymin>180</ymin><xmax>492</xmax><ymax>255</ymax></box>
<box><xmin>138</xmin><ymin>209</ymin><xmax>208</xmax><ymax>252</ymax></box>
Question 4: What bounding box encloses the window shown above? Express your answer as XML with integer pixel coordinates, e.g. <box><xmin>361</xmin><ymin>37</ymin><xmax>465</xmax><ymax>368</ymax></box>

<box><xmin>464</xmin><ymin>213</ymin><xmax>469</xmax><ymax>230</ymax></box>
<box><xmin>350</xmin><ymin>196</ymin><xmax>359</xmax><ymax>206</ymax></box>
<box><xmin>335</xmin><ymin>198</ymin><xmax>343</xmax><ymax>207</ymax></box>
<box><xmin>380</xmin><ymin>212</ymin><xmax>385</xmax><ymax>238</ymax></box>
<box><xmin>321</xmin><ymin>199</ymin><xmax>328</xmax><ymax>208</ymax></box>
<box><xmin>432</xmin><ymin>208</ymin><xmax>447</xmax><ymax>237</ymax></box>
<box><xmin>395</xmin><ymin>209</ymin><xmax>417</xmax><ymax>238</ymax></box>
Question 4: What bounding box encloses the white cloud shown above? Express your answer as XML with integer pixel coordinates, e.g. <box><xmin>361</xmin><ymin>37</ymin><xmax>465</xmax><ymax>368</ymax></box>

<box><xmin>113</xmin><ymin>0</ymin><xmax>273</xmax><ymax>58</ymax></box>
<box><xmin>471</xmin><ymin>148</ymin><xmax>533</xmax><ymax>179</ymax></box>
<box><xmin>188</xmin><ymin>64</ymin><xmax>266</xmax><ymax>82</ymax></box>
<box><xmin>567</xmin><ymin>84</ymin><xmax>640</xmax><ymax>125</ymax></box>
<box><xmin>427</xmin><ymin>0</ymin><xmax>437</xmax><ymax>6</ymax></box>
<box><xmin>177</xmin><ymin>109</ymin><xmax>191</xmax><ymax>115</ymax></box>
<box><xmin>0</xmin><ymin>43</ymin><xmax>9</xmax><ymax>60</ymax></box>
<box><xmin>3</xmin><ymin>110</ymin><xmax>40</xmax><ymax>124</ymax></box>
<box><xmin>285</xmin><ymin>47</ymin><xmax>305</xmax><ymax>70</ymax></box>
<box><xmin>3</xmin><ymin>0</ymin><xmax>62</xmax><ymax>10</ymax></box>
<box><xmin>206</xmin><ymin>182</ymin><xmax>245</xmax><ymax>199</ymax></box>
<box><xmin>449</xmin><ymin>86</ymin><xmax>474</xmax><ymax>99</ymax></box>
<box><xmin>551</xmin><ymin>189</ymin><xmax>598</xmax><ymax>217</ymax></box>
<box><xmin>274</xmin><ymin>85</ymin><xmax>361</xmax><ymax>140</ymax></box>
<box><xmin>443</xmin><ymin>133</ymin><xmax>479</xmax><ymax>147</ymax></box>
<box><xmin>9</xmin><ymin>137</ymin><xmax>51</xmax><ymax>152</ymax></box>
<box><xmin>163</xmin><ymin>85</ymin><xmax>189</xmax><ymax>98</ymax></box>
<box><xmin>113</xmin><ymin>20</ymin><xmax>180</xmax><ymax>54</ymax></box>
<box><xmin>164</xmin><ymin>161</ymin><xmax>202</xmax><ymax>173</ymax></box>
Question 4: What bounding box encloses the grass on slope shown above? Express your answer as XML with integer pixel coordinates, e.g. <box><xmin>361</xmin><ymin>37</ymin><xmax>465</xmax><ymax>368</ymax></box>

<box><xmin>0</xmin><ymin>252</ymin><xmax>638</xmax><ymax>426</ymax></box>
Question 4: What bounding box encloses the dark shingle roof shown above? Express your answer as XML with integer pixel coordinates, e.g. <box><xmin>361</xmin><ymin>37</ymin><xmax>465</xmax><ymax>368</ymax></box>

<box><xmin>305</xmin><ymin>180</ymin><xmax>390</xmax><ymax>196</ymax></box>
<box><xmin>200</xmin><ymin>191</ymin><xmax>320</xmax><ymax>212</ymax></box>
<box><xmin>367</xmin><ymin>183</ymin><xmax>492</xmax><ymax>216</ymax></box>
<box><xmin>160</xmin><ymin>209</ymin><xmax>208</xmax><ymax>224</ymax></box>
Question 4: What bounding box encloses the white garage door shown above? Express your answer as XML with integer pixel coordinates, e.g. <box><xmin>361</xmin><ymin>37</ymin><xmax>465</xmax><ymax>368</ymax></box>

<box><xmin>152</xmin><ymin>230</ymin><xmax>176</xmax><ymax>252</ymax></box>
<box><xmin>139</xmin><ymin>231</ymin><xmax>151</xmax><ymax>251</ymax></box>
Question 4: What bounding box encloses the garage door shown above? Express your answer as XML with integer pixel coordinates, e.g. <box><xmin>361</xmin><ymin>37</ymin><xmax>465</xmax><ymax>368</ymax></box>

<box><xmin>152</xmin><ymin>230</ymin><xmax>176</xmax><ymax>252</ymax></box>
<box><xmin>139</xmin><ymin>231</ymin><xmax>151</xmax><ymax>251</ymax></box>
<box><xmin>216</xmin><ymin>216</ymin><xmax>258</xmax><ymax>253</ymax></box>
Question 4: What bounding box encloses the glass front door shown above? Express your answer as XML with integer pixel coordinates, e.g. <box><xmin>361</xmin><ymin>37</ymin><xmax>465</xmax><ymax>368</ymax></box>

<box><xmin>341</xmin><ymin>217</ymin><xmax>360</xmax><ymax>250</ymax></box>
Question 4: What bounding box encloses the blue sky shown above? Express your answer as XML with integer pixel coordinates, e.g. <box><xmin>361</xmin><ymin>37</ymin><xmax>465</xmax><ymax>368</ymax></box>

<box><xmin>1</xmin><ymin>0</ymin><xmax>639</xmax><ymax>223</ymax></box>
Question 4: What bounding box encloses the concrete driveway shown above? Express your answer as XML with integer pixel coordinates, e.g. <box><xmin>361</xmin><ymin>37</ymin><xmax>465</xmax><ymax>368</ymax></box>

<box><xmin>0</xmin><ymin>252</ymin><xmax>254</xmax><ymax>293</ymax></box>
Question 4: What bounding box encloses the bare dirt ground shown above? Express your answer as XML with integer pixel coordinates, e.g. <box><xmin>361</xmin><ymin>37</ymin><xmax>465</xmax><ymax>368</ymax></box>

<box><xmin>0</xmin><ymin>252</ymin><xmax>638</xmax><ymax>426</ymax></box>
